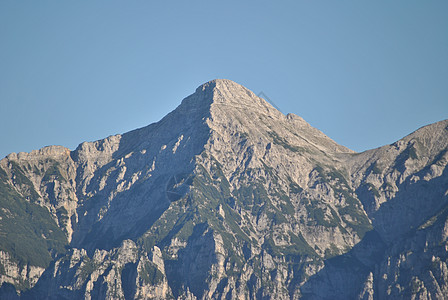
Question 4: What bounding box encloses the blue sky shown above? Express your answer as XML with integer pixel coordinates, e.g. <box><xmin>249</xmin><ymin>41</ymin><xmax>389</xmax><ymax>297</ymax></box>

<box><xmin>1</xmin><ymin>1</ymin><xmax>447</xmax><ymax>158</ymax></box>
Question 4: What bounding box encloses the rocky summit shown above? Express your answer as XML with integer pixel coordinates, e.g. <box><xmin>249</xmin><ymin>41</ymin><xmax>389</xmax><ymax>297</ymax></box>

<box><xmin>0</xmin><ymin>79</ymin><xmax>447</xmax><ymax>299</ymax></box>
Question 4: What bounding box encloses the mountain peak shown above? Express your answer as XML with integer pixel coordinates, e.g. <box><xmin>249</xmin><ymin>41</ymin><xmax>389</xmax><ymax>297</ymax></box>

<box><xmin>171</xmin><ymin>79</ymin><xmax>352</xmax><ymax>155</ymax></box>
<box><xmin>190</xmin><ymin>79</ymin><xmax>283</xmax><ymax>118</ymax></box>
<box><xmin>196</xmin><ymin>79</ymin><xmax>250</xmax><ymax>95</ymax></box>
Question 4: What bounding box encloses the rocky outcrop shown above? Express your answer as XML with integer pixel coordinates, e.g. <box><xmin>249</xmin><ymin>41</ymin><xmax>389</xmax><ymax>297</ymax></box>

<box><xmin>26</xmin><ymin>240</ymin><xmax>173</xmax><ymax>299</ymax></box>
<box><xmin>0</xmin><ymin>251</ymin><xmax>44</xmax><ymax>291</ymax></box>
<box><xmin>0</xmin><ymin>79</ymin><xmax>447</xmax><ymax>299</ymax></box>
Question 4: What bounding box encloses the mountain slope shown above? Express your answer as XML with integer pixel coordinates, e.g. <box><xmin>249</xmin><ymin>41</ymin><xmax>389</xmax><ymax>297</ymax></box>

<box><xmin>302</xmin><ymin>119</ymin><xmax>448</xmax><ymax>299</ymax></box>
<box><xmin>0</xmin><ymin>79</ymin><xmax>447</xmax><ymax>299</ymax></box>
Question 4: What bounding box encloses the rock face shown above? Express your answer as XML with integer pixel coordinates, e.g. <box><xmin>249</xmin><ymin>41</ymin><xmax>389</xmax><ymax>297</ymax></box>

<box><xmin>0</xmin><ymin>79</ymin><xmax>447</xmax><ymax>299</ymax></box>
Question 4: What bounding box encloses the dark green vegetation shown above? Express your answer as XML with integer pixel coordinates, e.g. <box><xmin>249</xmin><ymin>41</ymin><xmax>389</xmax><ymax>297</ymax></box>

<box><xmin>42</xmin><ymin>160</ymin><xmax>66</xmax><ymax>182</ymax></box>
<box><xmin>303</xmin><ymin>199</ymin><xmax>339</xmax><ymax>228</ymax></box>
<box><xmin>268</xmin><ymin>131</ymin><xmax>304</xmax><ymax>153</ymax></box>
<box><xmin>313</xmin><ymin>165</ymin><xmax>373</xmax><ymax>238</ymax></box>
<box><xmin>9</xmin><ymin>161</ymin><xmax>40</xmax><ymax>202</ymax></box>
<box><xmin>263</xmin><ymin>232</ymin><xmax>316</xmax><ymax>258</ymax></box>
<box><xmin>140</xmin><ymin>262</ymin><xmax>164</xmax><ymax>285</ymax></box>
<box><xmin>337</xmin><ymin>197</ymin><xmax>372</xmax><ymax>238</ymax></box>
<box><xmin>0</xmin><ymin>166</ymin><xmax>67</xmax><ymax>269</ymax></box>
<box><xmin>78</xmin><ymin>257</ymin><xmax>98</xmax><ymax>281</ymax></box>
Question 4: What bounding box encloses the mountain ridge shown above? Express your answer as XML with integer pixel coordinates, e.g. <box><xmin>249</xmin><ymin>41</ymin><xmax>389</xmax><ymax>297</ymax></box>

<box><xmin>0</xmin><ymin>79</ymin><xmax>447</xmax><ymax>299</ymax></box>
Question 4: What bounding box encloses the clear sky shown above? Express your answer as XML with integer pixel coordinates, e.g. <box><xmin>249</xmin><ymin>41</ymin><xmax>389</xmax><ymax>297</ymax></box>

<box><xmin>1</xmin><ymin>1</ymin><xmax>447</xmax><ymax>158</ymax></box>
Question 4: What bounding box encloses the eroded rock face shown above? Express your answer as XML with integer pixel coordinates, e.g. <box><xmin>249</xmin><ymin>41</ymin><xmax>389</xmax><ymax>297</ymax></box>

<box><xmin>0</xmin><ymin>79</ymin><xmax>447</xmax><ymax>299</ymax></box>
<box><xmin>0</xmin><ymin>251</ymin><xmax>45</xmax><ymax>291</ymax></box>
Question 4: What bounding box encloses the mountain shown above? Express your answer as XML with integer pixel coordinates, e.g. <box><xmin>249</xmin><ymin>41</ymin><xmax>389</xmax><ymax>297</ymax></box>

<box><xmin>0</xmin><ymin>79</ymin><xmax>447</xmax><ymax>299</ymax></box>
